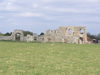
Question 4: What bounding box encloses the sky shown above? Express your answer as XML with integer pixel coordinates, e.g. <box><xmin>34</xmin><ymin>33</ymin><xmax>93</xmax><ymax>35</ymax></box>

<box><xmin>0</xmin><ymin>0</ymin><xmax>100</xmax><ymax>34</ymax></box>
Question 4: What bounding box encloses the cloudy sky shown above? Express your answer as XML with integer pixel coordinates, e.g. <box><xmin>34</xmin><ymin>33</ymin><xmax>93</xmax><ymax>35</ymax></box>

<box><xmin>0</xmin><ymin>0</ymin><xmax>100</xmax><ymax>34</ymax></box>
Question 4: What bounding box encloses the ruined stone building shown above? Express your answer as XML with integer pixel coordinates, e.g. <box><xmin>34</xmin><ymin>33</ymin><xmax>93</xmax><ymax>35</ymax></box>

<box><xmin>43</xmin><ymin>26</ymin><xmax>87</xmax><ymax>44</ymax></box>
<box><xmin>0</xmin><ymin>26</ymin><xmax>88</xmax><ymax>44</ymax></box>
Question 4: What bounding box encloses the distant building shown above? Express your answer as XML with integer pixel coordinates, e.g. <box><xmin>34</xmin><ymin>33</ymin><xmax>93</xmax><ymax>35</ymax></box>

<box><xmin>98</xmin><ymin>40</ymin><xmax>100</xmax><ymax>44</ymax></box>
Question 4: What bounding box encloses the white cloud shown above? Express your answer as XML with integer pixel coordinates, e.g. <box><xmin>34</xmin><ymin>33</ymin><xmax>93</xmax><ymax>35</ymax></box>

<box><xmin>0</xmin><ymin>0</ymin><xmax>100</xmax><ymax>34</ymax></box>
<box><xmin>41</xmin><ymin>0</ymin><xmax>53</xmax><ymax>3</ymax></box>
<box><xmin>16</xmin><ymin>12</ymin><xmax>44</xmax><ymax>17</ymax></box>
<box><xmin>86</xmin><ymin>0</ymin><xmax>99</xmax><ymax>3</ymax></box>
<box><xmin>41</xmin><ymin>0</ymin><xmax>99</xmax><ymax>3</ymax></box>
<box><xmin>44</xmin><ymin>6</ymin><xmax>98</xmax><ymax>14</ymax></box>
<box><xmin>0</xmin><ymin>0</ymin><xmax>19</xmax><ymax>11</ymax></box>
<box><xmin>32</xmin><ymin>3</ymin><xmax>39</xmax><ymax>8</ymax></box>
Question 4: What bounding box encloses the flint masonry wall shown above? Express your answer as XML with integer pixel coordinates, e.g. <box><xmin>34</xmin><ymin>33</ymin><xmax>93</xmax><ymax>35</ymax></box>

<box><xmin>44</xmin><ymin>26</ymin><xmax>87</xmax><ymax>44</ymax></box>
<box><xmin>0</xmin><ymin>36</ymin><xmax>12</xmax><ymax>40</ymax></box>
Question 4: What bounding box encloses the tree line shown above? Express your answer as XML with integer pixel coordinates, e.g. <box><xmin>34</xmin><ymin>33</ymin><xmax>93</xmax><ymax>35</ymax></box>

<box><xmin>0</xmin><ymin>31</ymin><xmax>44</xmax><ymax>36</ymax></box>
<box><xmin>87</xmin><ymin>33</ymin><xmax>100</xmax><ymax>43</ymax></box>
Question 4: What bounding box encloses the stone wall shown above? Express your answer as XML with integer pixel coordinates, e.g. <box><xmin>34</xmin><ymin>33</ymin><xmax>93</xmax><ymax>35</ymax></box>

<box><xmin>0</xmin><ymin>36</ymin><xmax>12</xmax><ymax>40</ymax></box>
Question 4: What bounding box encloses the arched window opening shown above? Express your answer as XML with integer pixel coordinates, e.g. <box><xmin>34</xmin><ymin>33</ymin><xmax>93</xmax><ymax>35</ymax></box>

<box><xmin>68</xmin><ymin>29</ymin><xmax>73</xmax><ymax>35</ymax></box>
<box><xmin>80</xmin><ymin>29</ymin><xmax>84</xmax><ymax>34</ymax></box>
<box><xmin>15</xmin><ymin>33</ymin><xmax>21</xmax><ymax>41</ymax></box>
<box><xmin>34</xmin><ymin>37</ymin><xmax>37</xmax><ymax>41</ymax></box>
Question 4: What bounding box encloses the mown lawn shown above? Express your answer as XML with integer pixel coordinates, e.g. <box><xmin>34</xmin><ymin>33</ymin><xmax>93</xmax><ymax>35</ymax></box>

<box><xmin>0</xmin><ymin>41</ymin><xmax>100</xmax><ymax>75</ymax></box>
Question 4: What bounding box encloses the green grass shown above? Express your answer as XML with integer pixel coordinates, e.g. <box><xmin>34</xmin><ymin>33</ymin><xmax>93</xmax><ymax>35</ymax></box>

<box><xmin>0</xmin><ymin>41</ymin><xmax>100</xmax><ymax>75</ymax></box>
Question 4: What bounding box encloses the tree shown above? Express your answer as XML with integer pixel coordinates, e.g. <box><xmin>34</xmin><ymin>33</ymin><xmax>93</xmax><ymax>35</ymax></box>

<box><xmin>23</xmin><ymin>31</ymin><xmax>33</xmax><ymax>36</ymax></box>
<box><xmin>0</xmin><ymin>32</ymin><xmax>4</xmax><ymax>36</ymax></box>
<box><xmin>87</xmin><ymin>33</ymin><xmax>100</xmax><ymax>43</ymax></box>
<box><xmin>96</xmin><ymin>33</ymin><xmax>100</xmax><ymax>40</ymax></box>
<box><xmin>4</xmin><ymin>32</ymin><xmax>12</xmax><ymax>36</ymax></box>
<box><xmin>40</xmin><ymin>32</ymin><xmax>44</xmax><ymax>35</ymax></box>
<box><xmin>87</xmin><ymin>33</ymin><xmax>96</xmax><ymax>39</ymax></box>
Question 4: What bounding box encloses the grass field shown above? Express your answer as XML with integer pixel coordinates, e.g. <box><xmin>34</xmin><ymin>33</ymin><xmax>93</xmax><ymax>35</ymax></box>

<box><xmin>0</xmin><ymin>41</ymin><xmax>100</xmax><ymax>75</ymax></box>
